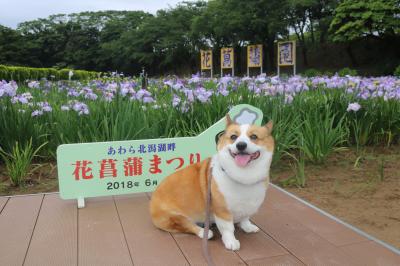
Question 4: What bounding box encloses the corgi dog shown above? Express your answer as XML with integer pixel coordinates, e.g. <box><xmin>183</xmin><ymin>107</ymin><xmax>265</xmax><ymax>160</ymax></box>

<box><xmin>150</xmin><ymin>114</ymin><xmax>274</xmax><ymax>250</ymax></box>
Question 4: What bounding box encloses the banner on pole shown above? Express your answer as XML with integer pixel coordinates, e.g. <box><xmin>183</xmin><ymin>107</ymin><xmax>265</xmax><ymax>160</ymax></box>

<box><xmin>278</xmin><ymin>41</ymin><xmax>296</xmax><ymax>66</ymax></box>
<box><xmin>247</xmin><ymin>45</ymin><xmax>263</xmax><ymax>68</ymax></box>
<box><xmin>221</xmin><ymin>48</ymin><xmax>234</xmax><ymax>69</ymax></box>
<box><xmin>200</xmin><ymin>49</ymin><xmax>213</xmax><ymax>70</ymax></box>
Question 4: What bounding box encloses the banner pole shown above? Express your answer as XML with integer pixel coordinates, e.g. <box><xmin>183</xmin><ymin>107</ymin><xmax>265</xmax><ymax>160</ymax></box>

<box><xmin>277</xmin><ymin>42</ymin><xmax>279</xmax><ymax>77</ymax></box>
<box><xmin>293</xmin><ymin>42</ymin><xmax>297</xmax><ymax>75</ymax></box>
<box><xmin>261</xmin><ymin>45</ymin><xmax>263</xmax><ymax>75</ymax></box>
<box><xmin>232</xmin><ymin>53</ymin><xmax>234</xmax><ymax>76</ymax></box>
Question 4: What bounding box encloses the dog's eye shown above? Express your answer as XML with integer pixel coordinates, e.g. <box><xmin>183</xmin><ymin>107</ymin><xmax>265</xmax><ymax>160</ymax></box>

<box><xmin>250</xmin><ymin>134</ymin><xmax>258</xmax><ymax>140</ymax></box>
<box><xmin>230</xmin><ymin>134</ymin><xmax>238</xmax><ymax>140</ymax></box>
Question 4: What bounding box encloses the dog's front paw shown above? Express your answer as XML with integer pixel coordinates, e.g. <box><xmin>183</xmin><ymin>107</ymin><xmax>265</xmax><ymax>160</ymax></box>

<box><xmin>240</xmin><ymin>220</ymin><xmax>260</xmax><ymax>233</ymax></box>
<box><xmin>198</xmin><ymin>228</ymin><xmax>214</xmax><ymax>239</ymax></box>
<box><xmin>222</xmin><ymin>235</ymin><xmax>240</xmax><ymax>250</ymax></box>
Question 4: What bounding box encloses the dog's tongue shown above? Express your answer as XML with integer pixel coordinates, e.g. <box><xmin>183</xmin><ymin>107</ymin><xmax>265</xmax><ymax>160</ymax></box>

<box><xmin>234</xmin><ymin>154</ymin><xmax>251</xmax><ymax>167</ymax></box>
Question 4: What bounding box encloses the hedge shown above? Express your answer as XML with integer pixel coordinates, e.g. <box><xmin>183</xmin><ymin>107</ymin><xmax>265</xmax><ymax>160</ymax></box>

<box><xmin>394</xmin><ymin>65</ymin><xmax>400</xmax><ymax>77</ymax></box>
<box><xmin>0</xmin><ymin>65</ymin><xmax>100</xmax><ymax>82</ymax></box>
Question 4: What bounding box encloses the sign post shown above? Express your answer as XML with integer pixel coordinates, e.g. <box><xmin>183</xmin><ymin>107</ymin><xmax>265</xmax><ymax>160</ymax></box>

<box><xmin>200</xmin><ymin>49</ymin><xmax>213</xmax><ymax>78</ymax></box>
<box><xmin>140</xmin><ymin>67</ymin><xmax>148</xmax><ymax>89</ymax></box>
<box><xmin>220</xmin><ymin>48</ymin><xmax>234</xmax><ymax>77</ymax></box>
<box><xmin>277</xmin><ymin>41</ymin><xmax>296</xmax><ymax>76</ymax></box>
<box><xmin>57</xmin><ymin>104</ymin><xmax>264</xmax><ymax>208</ymax></box>
<box><xmin>247</xmin><ymin>45</ymin><xmax>263</xmax><ymax>76</ymax></box>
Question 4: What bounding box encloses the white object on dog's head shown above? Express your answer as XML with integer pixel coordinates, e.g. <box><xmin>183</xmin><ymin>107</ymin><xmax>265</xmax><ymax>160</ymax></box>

<box><xmin>233</xmin><ymin>108</ymin><xmax>258</xmax><ymax>125</ymax></box>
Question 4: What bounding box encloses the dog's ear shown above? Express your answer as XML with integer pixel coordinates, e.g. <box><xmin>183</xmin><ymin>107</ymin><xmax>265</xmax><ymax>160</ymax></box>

<box><xmin>264</xmin><ymin>120</ymin><xmax>273</xmax><ymax>133</ymax></box>
<box><xmin>226</xmin><ymin>114</ymin><xmax>233</xmax><ymax>127</ymax></box>
<box><xmin>215</xmin><ymin>130</ymin><xmax>225</xmax><ymax>144</ymax></box>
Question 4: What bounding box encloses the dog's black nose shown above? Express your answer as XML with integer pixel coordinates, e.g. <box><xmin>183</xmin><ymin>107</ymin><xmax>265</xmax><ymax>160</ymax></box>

<box><xmin>236</xmin><ymin>142</ymin><xmax>247</xmax><ymax>151</ymax></box>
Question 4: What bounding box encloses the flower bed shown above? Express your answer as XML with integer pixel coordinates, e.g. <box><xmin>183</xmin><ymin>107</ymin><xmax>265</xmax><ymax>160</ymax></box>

<box><xmin>0</xmin><ymin>74</ymin><xmax>399</xmax><ymax>182</ymax></box>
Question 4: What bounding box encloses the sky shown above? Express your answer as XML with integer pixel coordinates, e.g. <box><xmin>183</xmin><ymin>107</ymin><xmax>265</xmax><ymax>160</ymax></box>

<box><xmin>0</xmin><ymin>0</ymin><xmax>186</xmax><ymax>28</ymax></box>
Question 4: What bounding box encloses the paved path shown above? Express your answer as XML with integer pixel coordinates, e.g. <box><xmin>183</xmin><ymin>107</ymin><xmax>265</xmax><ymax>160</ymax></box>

<box><xmin>0</xmin><ymin>185</ymin><xmax>399</xmax><ymax>265</ymax></box>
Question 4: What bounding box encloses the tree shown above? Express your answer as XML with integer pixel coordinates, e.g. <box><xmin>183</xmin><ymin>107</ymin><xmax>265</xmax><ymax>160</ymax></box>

<box><xmin>63</xmin><ymin>22</ymin><xmax>101</xmax><ymax>70</ymax></box>
<box><xmin>286</xmin><ymin>0</ymin><xmax>316</xmax><ymax>66</ymax></box>
<box><xmin>286</xmin><ymin>0</ymin><xmax>339</xmax><ymax>66</ymax></box>
<box><xmin>2</xmin><ymin>0</ymin><xmax>397</xmax><ymax>75</ymax></box>
<box><xmin>0</xmin><ymin>25</ymin><xmax>25</xmax><ymax>65</ymax></box>
<box><xmin>329</xmin><ymin>0</ymin><xmax>400</xmax><ymax>66</ymax></box>
<box><xmin>330</xmin><ymin>0</ymin><xmax>400</xmax><ymax>42</ymax></box>
<box><xmin>192</xmin><ymin>0</ymin><xmax>289</xmax><ymax>70</ymax></box>
<box><xmin>309</xmin><ymin>0</ymin><xmax>339</xmax><ymax>43</ymax></box>
<box><xmin>97</xmin><ymin>11</ymin><xmax>152</xmax><ymax>73</ymax></box>
<box><xmin>121</xmin><ymin>1</ymin><xmax>206</xmax><ymax>74</ymax></box>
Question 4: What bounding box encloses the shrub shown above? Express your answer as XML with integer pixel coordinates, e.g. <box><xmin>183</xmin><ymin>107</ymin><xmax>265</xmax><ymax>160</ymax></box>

<box><xmin>394</xmin><ymin>65</ymin><xmax>400</xmax><ymax>77</ymax></box>
<box><xmin>0</xmin><ymin>65</ymin><xmax>100</xmax><ymax>82</ymax></box>
<box><xmin>280</xmin><ymin>151</ymin><xmax>307</xmax><ymax>187</ymax></box>
<box><xmin>0</xmin><ymin>139</ymin><xmax>46</xmax><ymax>186</ymax></box>
<box><xmin>302</xmin><ymin>68</ymin><xmax>322</xmax><ymax>77</ymax></box>
<box><xmin>338</xmin><ymin>67</ymin><xmax>358</xmax><ymax>77</ymax></box>
<box><xmin>299</xmin><ymin>107</ymin><xmax>348</xmax><ymax>164</ymax></box>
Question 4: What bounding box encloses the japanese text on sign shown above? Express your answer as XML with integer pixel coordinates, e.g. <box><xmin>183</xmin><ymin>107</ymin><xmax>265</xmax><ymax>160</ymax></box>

<box><xmin>107</xmin><ymin>142</ymin><xmax>176</xmax><ymax>155</ymax></box>
<box><xmin>72</xmin><ymin>153</ymin><xmax>201</xmax><ymax>180</ymax></box>
<box><xmin>201</xmin><ymin>50</ymin><xmax>213</xmax><ymax>70</ymax></box>
<box><xmin>221</xmin><ymin>48</ymin><xmax>234</xmax><ymax>69</ymax></box>
<box><xmin>247</xmin><ymin>45</ymin><xmax>263</xmax><ymax>67</ymax></box>
<box><xmin>278</xmin><ymin>41</ymin><xmax>295</xmax><ymax>66</ymax></box>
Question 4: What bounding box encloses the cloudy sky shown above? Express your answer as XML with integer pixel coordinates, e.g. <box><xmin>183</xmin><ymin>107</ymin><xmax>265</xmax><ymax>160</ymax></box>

<box><xmin>0</xmin><ymin>0</ymin><xmax>186</xmax><ymax>28</ymax></box>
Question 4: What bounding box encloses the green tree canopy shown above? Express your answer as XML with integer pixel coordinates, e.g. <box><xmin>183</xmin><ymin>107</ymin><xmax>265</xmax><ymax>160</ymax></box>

<box><xmin>0</xmin><ymin>0</ymin><xmax>399</xmax><ymax>75</ymax></box>
<box><xmin>330</xmin><ymin>0</ymin><xmax>400</xmax><ymax>42</ymax></box>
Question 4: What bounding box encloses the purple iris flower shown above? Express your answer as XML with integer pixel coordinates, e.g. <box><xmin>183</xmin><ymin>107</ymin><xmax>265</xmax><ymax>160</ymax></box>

<box><xmin>31</xmin><ymin>110</ymin><xmax>43</xmax><ymax>117</ymax></box>
<box><xmin>28</xmin><ymin>81</ymin><xmax>40</xmax><ymax>89</ymax></box>
<box><xmin>347</xmin><ymin>103</ymin><xmax>361</xmax><ymax>112</ymax></box>
<box><xmin>0</xmin><ymin>81</ymin><xmax>17</xmax><ymax>97</ymax></box>
<box><xmin>172</xmin><ymin>95</ymin><xmax>181</xmax><ymax>107</ymax></box>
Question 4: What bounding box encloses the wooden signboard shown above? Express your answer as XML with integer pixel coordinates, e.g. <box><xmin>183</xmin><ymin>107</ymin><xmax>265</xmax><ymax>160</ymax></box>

<box><xmin>200</xmin><ymin>49</ymin><xmax>213</xmax><ymax>77</ymax></box>
<box><xmin>247</xmin><ymin>44</ymin><xmax>263</xmax><ymax>76</ymax></box>
<box><xmin>277</xmin><ymin>41</ymin><xmax>296</xmax><ymax>76</ymax></box>
<box><xmin>221</xmin><ymin>47</ymin><xmax>234</xmax><ymax>76</ymax></box>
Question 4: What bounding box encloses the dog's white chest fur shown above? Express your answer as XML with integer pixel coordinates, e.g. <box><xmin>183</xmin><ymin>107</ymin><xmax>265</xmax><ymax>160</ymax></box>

<box><xmin>211</xmin><ymin>156</ymin><xmax>267</xmax><ymax>223</ymax></box>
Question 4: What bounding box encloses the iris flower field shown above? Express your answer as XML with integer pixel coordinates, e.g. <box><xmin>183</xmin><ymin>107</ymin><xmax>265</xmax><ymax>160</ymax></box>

<box><xmin>0</xmin><ymin>74</ymin><xmax>400</xmax><ymax>184</ymax></box>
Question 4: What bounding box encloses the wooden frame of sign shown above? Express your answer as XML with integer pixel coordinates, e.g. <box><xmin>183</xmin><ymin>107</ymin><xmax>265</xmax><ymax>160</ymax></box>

<box><xmin>247</xmin><ymin>45</ymin><xmax>263</xmax><ymax>76</ymax></box>
<box><xmin>277</xmin><ymin>41</ymin><xmax>296</xmax><ymax>76</ymax></box>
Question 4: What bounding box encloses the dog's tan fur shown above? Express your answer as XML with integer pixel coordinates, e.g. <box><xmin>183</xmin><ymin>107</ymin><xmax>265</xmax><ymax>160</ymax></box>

<box><xmin>150</xmin><ymin>115</ymin><xmax>274</xmax><ymax>243</ymax></box>
<box><xmin>150</xmin><ymin>158</ymin><xmax>232</xmax><ymax>235</ymax></box>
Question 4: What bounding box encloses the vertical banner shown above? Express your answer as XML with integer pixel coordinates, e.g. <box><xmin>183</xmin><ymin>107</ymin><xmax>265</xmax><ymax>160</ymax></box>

<box><xmin>247</xmin><ymin>44</ymin><xmax>263</xmax><ymax>76</ymax></box>
<box><xmin>277</xmin><ymin>41</ymin><xmax>296</xmax><ymax>76</ymax></box>
<box><xmin>278</xmin><ymin>41</ymin><xmax>296</xmax><ymax>66</ymax></box>
<box><xmin>200</xmin><ymin>49</ymin><xmax>213</xmax><ymax>78</ymax></box>
<box><xmin>247</xmin><ymin>45</ymin><xmax>263</xmax><ymax>67</ymax></box>
<box><xmin>221</xmin><ymin>48</ymin><xmax>234</xmax><ymax>69</ymax></box>
<box><xmin>221</xmin><ymin>47</ymin><xmax>234</xmax><ymax>76</ymax></box>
